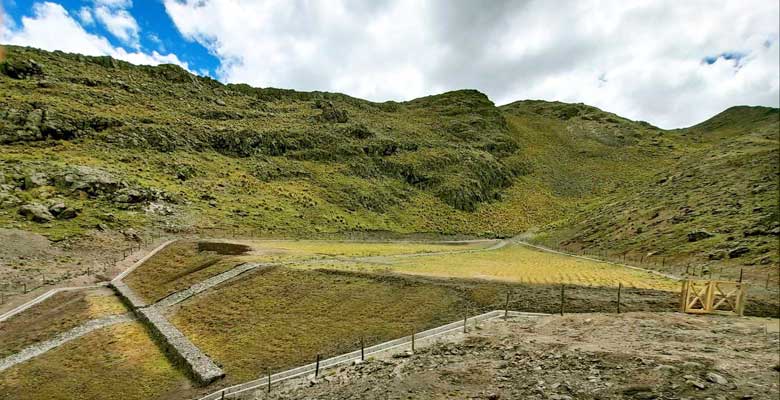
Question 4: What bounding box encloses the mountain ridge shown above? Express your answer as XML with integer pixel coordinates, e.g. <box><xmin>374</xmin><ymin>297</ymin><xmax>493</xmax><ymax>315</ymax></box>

<box><xmin>0</xmin><ymin>44</ymin><xmax>777</xmax><ymax>280</ymax></box>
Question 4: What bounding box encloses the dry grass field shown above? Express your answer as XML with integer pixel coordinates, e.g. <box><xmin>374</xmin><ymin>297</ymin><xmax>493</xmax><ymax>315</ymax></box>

<box><xmin>0</xmin><ymin>288</ymin><xmax>127</xmax><ymax>358</ymax></box>
<box><xmin>236</xmin><ymin>239</ymin><xmax>496</xmax><ymax>262</ymax></box>
<box><xmin>296</xmin><ymin>244</ymin><xmax>679</xmax><ymax>291</ymax></box>
<box><xmin>124</xmin><ymin>239</ymin><xmax>495</xmax><ymax>303</ymax></box>
<box><xmin>169</xmin><ymin>266</ymin><xmax>497</xmax><ymax>382</ymax></box>
<box><xmin>123</xmin><ymin>240</ymin><xmax>251</xmax><ymax>303</ymax></box>
<box><xmin>0</xmin><ymin>322</ymin><xmax>190</xmax><ymax>400</ymax></box>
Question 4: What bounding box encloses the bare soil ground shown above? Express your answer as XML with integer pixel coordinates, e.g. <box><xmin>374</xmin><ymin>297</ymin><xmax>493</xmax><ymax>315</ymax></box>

<box><xmin>262</xmin><ymin>312</ymin><xmax>780</xmax><ymax>400</ymax></box>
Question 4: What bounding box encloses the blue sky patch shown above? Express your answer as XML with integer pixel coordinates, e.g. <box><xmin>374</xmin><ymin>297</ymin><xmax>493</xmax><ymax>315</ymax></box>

<box><xmin>702</xmin><ymin>51</ymin><xmax>746</xmax><ymax>65</ymax></box>
<box><xmin>2</xmin><ymin>0</ymin><xmax>220</xmax><ymax>76</ymax></box>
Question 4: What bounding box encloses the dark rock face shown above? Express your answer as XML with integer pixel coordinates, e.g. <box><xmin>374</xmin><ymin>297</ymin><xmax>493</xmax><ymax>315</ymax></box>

<box><xmin>687</xmin><ymin>230</ymin><xmax>715</xmax><ymax>242</ymax></box>
<box><xmin>0</xmin><ymin>106</ymin><xmax>123</xmax><ymax>144</ymax></box>
<box><xmin>0</xmin><ymin>58</ymin><xmax>44</xmax><ymax>79</ymax></box>
<box><xmin>728</xmin><ymin>246</ymin><xmax>750</xmax><ymax>258</ymax></box>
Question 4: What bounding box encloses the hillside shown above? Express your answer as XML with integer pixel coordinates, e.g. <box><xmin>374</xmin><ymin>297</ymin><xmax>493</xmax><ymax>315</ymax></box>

<box><xmin>0</xmin><ymin>44</ymin><xmax>778</xmax><ymax>288</ymax></box>
<box><xmin>533</xmin><ymin>105</ymin><xmax>780</xmax><ymax>271</ymax></box>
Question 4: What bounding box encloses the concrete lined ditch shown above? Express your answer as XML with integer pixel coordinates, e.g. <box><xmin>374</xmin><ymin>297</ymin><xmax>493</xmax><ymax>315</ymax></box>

<box><xmin>109</xmin><ymin>243</ymin><xmax>228</xmax><ymax>385</ymax></box>
<box><xmin>0</xmin><ymin>312</ymin><xmax>135</xmax><ymax>372</ymax></box>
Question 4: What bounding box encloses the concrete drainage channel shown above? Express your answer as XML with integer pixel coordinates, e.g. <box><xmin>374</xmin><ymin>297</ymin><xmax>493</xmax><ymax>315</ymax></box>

<box><xmin>197</xmin><ymin>310</ymin><xmax>549</xmax><ymax>400</ymax></box>
<box><xmin>0</xmin><ymin>312</ymin><xmax>135</xmax><ymax>373</ymax></box>
<box><xmin>109</xmin><ymin>240</ymin><xmax>226</xmax><ymax>385</ymax></box>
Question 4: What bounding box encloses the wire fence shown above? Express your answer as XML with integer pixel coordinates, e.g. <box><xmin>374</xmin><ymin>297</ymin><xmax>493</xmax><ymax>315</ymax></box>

<box><xmin>196</xmin><ymin>284</ymin><xmax>681</xmax><ymax>400</ymax></box>
<box><xmin>533</xmin><ymin>243</ymin><xmax>780</xmax><ymax>293</ymax></box>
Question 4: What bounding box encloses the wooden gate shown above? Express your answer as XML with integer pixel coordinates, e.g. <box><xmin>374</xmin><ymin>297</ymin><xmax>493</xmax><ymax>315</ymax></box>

<box><xmin>680</xmin><ymin>280</ymin><xmax>747</xmax><ymax>316</ymax></box>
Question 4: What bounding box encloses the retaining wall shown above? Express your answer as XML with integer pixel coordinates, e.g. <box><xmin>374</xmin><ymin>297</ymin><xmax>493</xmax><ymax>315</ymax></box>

<box><xmin>109</xmin><ymin>240</ymin><xmax>225</xmax><ymax>386</ymax></box>
<box><xmin>137</xmin><ymin>306</ymin><xmax>224</xmax><ymax>385</ymax></box>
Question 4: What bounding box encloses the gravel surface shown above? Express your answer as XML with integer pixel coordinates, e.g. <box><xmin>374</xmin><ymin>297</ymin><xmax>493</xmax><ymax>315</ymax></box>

<box><xmin>256</xmin><ymin>312</ymin><xmax>780</xmax><ymax>400</ymax></box>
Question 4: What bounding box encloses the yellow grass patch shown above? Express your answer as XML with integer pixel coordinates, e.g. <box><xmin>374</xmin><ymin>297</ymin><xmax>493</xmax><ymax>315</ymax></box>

<box><xmin>236</xmin><ymin>239</ymin><xmax>496</xmax><ymax>263</ymax></box>
<box><xmin>0</xmin><ymin>322</ymin><xmax>190</xmax><ymax>400</ymax></box>
<box><xmin>295</xmin><ymin>244</ymin><xmax>678</xmax><ymax>291</ymax></box>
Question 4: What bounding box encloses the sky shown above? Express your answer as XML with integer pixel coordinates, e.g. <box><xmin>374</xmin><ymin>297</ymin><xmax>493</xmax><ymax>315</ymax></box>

<box><xmin>0</xmin><ymin>0</ymin><xmax>778</xmax><ymax>129</ymax></box>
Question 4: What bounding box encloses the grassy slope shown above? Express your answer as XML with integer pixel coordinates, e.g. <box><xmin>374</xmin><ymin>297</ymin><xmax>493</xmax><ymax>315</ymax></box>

<box><xmin>532</xmin><ymin>106</ymin><xmax>780</xmax><ymax>270</ymax></box>
<box><xmin>0</xmin><ymin>45</ymin><xmax>777</xmax><ymax>270</ymax></box>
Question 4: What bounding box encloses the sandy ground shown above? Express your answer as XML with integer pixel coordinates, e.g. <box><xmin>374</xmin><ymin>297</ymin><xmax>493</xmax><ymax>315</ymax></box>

<box><xmin>255</xmin><ymin>312</ymin><xmax>780</xmax><ymax>400</ymax></box>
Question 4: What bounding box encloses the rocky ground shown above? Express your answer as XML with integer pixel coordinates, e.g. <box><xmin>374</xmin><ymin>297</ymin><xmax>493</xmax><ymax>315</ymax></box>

<box><xmin>256</xmin><ymin>312</ymin><xmax>780</xmax><ymax>400</ymax></box>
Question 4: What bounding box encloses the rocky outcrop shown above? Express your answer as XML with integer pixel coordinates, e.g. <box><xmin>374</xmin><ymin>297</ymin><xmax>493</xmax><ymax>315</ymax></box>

<box><xmin>315</xmin><ymin>100</ymin><xmax>349</xmax><ymax>123</ymax></box>
<box><xmin>0</xmin><ymin>58</ymin><xmax>44</xmax><ymax>79</ymax></box>
<box><xmin>18</xmin><ymin>203</ymin><xmax>54</xmax><ymax>223</ymax></box>
<box><xmin>687</xmin><ymin>230</ymin><xmax>714</xmax><ymax>242</ymax></box>
<box><xmin>0</xmin><ymin>106</ymin><xmax>122</xmax><ymax>144</ymax></box>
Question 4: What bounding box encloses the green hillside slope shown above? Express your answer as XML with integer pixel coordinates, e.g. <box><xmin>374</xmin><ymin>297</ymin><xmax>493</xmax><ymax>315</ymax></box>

<box><xmin>533</xmin><ymin>105</ymin><xmax>779</xmax><ymax>268</ymax></box>
<box><xmin>0</xmin><ymin>45</ymin><xmax>777</xmax><ymax>273</ymax></box>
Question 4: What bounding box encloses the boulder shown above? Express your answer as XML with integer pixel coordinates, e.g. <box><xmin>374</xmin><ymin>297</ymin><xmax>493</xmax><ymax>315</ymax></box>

<box><xmin>54</xmin><ymin>166</ymin><xmax>124</xmax><ymax>197</ymax></box>
<box><xmin>687</xmin><ymin>230</ymin><xmax>714</xmax><ymax>242</ymax></box>
<box><xmin>114</xmin><ymin>188</ymin><xmax>146</xmax><ymax>203</ymax></box>
<box><xmin>48</xmin><ymin>202</ymin><xmax>67</xmax><ymax>216</ymax></box>
<box><xmin>0</xmin><ymin>191</ymin><xmax>22</xmax><ymax>208</ymax></box>
<box><xmin>121</xmin><ymin>229</ymin><xmax>141</xmax><ymax>242</ymax></box>
<box><xmin>728</xmin><ymin>246</ymin><xmax>750</xmax><ymax>259</ymax></box>
<box><xmin>18</xmin><ymin>203</ymin><xmax>54</xmax><ymax>222</ymax></box>
<box><xmin>705</xmin><ymin>372</ymin><xmax>728</xmax><ymax>385</ymax></box>
<box><xmin>314</xmin><ymin>100</ymin><xmax>349</xmax><ymax>123</ymax></box>
<box><xmin>23</xmin><ymin>172</ymin><xmax>50</xmax><ymax>189</ymax></box>
<box><xmin>57</xmin><ymin>207</ymin><xmax>79</xmax><ymax>220</ymax></box>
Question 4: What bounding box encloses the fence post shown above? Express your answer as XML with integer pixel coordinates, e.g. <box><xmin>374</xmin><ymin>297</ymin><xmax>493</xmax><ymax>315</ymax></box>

<box><xmin>617</xmin><ymin>283</ymin><xmax>622</xmax><ymax>314</ymax></box>
<box><xmin>559</xmin><ymin>284</ymin><xmax>565</xmax><ymax>316</ymax></box>
<box><xmin>220</xmin><ymin>390</ymin><xmax>225</xmax><ymax>400</ymax></box>
<box><xmin>411</xmin><ymin>328</ymin><xmax>415</xmax><ymax>353</ymax></box>
<box><xmin>739</xmin><ymin>268</ymin><xmax>743</xmax><ymax>283</ymax></box>
<box><xmin>267</xmin><ymin>367</ymin><xmax>271</xmax><ymax>394</ymax></box>
<box><xmin>315</xmin><ymin>354</ymin><xmax>321</xmax><ymax>378</ymax></box>
<box><xmin>679</xmin><ymin>280</ymin><xmax>689</xmax><ymax>312</ymax></box>
<box><xmin>504</xmin><ymin>290</ymin><xmax>511</xmax><ymax>320</ymax></box>
<box><xmin>463</xmin><ymin>312</ymin><xmax>468</xmax><ymax>334</ymax></box>
<box><xmin>360</xmin><ymin>337</ymin><xmax>365</xmax><ymax>361</ymax></box>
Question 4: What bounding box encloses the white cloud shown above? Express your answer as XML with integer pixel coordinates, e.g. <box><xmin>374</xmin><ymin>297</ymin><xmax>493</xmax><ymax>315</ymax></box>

<box><xmin>93</xmin><ymin>4</ymin><xmax>139</xmax><ymax>47</ymax></box>
<box><xmin>0</xmin><ymin>2</ymin><xmax>189</xmax><ymax>69</ymax></box>
<box><xmin>94</xmin><ymin>0</ymin><xmax>133</xmax><ymax>7</ymax></box>
<box><xmin>164</xmin><ymin>0</ymin><xmax>779</xmax><ymax>128</ymax></box>
<box><xmin>78</xmin><ymin>7</ymin><xmax>93</xmax><ymax>25</ymax></box>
